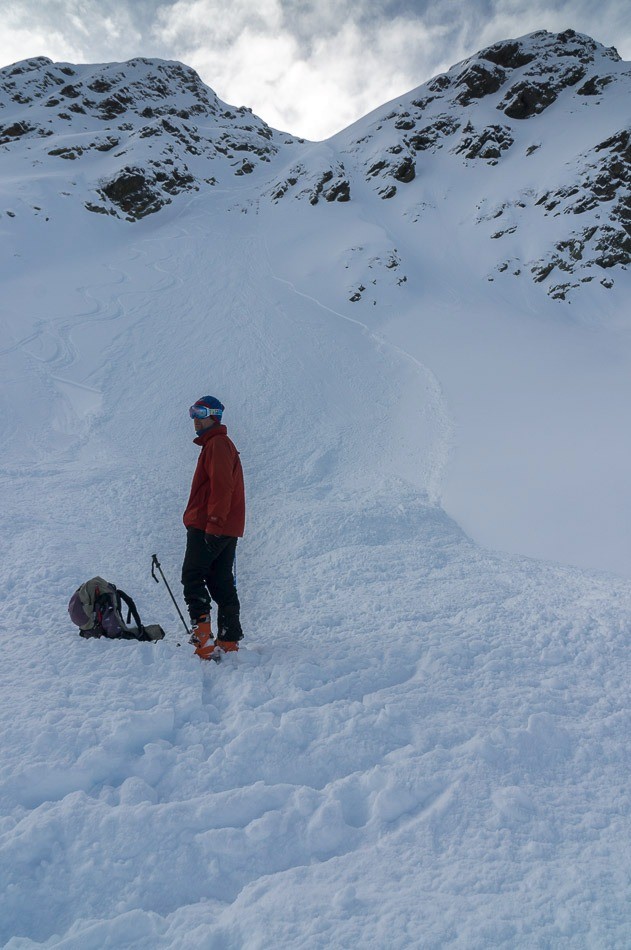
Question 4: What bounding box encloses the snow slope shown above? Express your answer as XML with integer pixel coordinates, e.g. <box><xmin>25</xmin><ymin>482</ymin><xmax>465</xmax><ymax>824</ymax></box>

<box><xmin>2</xmin><ymin>29</ymin><xmax>630</xmax><ymax>574</ymax></box>
<box><xmin>1</xmin><ymin>30</ymin><xmax>631</xmax><ymax>949</ymax></box>
<box><xmin>262</xmin><ymin>28</ymin><xmax>631</xmax><ymax>576</ymax></box>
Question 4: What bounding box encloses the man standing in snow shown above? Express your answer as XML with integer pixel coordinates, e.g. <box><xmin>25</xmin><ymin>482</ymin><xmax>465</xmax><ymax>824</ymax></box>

<box><xmin>181</xmin><ymin>396</ymin><xmax>245</xmax><ymax>660</ymax></box>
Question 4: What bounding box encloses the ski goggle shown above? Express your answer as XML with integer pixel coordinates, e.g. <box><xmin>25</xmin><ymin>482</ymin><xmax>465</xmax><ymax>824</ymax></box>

<box><xmin>189</xmin><ymin>404</ymin><xmax>222</xmax><ymax>419</ymax></box>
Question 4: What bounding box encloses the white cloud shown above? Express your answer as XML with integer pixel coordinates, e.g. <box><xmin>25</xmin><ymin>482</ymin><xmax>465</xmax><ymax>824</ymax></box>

<box><xmin>156</xmin><ymin>0</ymin><xmax>285</xmax><ymax>49</ymax></box>
<box><xmin>1</xmin><ymin>0</ymin><xmax>630</xmax><ymax>137</ymax></box>
<box><xmin>0</xmin><ymin>23</ymin><xmax>81</xmax><ymax>67</ymax></box>
<box><xmin>155</xmin><ymin>2</ymin><xmax>448</xmax><ymax>137</ymax></box>
<box><xmin>0</xmin><ymin>1</ymin><xmax>144</xmax><ymax>66</ymax></box>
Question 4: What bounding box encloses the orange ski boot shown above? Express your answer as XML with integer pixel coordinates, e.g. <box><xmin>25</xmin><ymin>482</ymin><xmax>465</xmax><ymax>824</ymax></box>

<box><xmin>197</xmin><ymin>638</ymin><xmax>240</xmax><ymax>661</ymax></box>
<box><xmin>190</xmin><ymin>615</ymin><xmax>212</xmax><ymax>655</ymax></box>
<box><xmin>214</xmin><ymin>639</ymin><xmax>239</xmax><ymax>654</ymax></box>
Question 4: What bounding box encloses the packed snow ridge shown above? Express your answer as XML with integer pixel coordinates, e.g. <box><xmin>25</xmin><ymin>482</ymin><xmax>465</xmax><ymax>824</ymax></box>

<box><xmin>1</xmin><ymin>28</ymin><xmax>629</xmax><ymax>300</ymax></box>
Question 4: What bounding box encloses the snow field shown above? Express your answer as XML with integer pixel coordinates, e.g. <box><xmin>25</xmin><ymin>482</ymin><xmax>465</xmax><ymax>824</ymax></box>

<box><xmin>1</xmin><ymin>190</ymin><xmax>630</xmax><ymax>946</ymax></box>
<box><xmin>2</xmin><ymin>484</ymin><xmax>631</xmax><ymax>946</ymax></box>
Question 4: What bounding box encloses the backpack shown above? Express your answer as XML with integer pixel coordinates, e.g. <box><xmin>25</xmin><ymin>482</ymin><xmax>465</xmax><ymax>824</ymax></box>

<box><xmin>68</xmin><ymin>576</ymin><xmax>165</xmax><ymax>642</ymax></box>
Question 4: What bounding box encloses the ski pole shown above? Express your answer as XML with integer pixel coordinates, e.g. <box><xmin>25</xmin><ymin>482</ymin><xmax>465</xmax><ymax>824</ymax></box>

<box><xmin>151</xmin><ymin>553</ymin><xmax>191</xmax><ymax>637</ymax></box>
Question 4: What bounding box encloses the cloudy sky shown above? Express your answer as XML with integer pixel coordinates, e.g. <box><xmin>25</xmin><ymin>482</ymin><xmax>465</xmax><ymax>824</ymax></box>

<box><xmin>2</xmin><ymin>1</ymin><xmax>630</xmax><ymax>139</ymax></box>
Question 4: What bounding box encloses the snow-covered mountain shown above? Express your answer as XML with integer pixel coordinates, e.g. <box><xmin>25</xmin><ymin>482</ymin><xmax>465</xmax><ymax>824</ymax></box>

<box><xmin>1</xmin><ymin>30</ymin><xmax>631</xmax><ymax>948</ymax></box>
<box><xmin>2</xmin><ymin>29</ymin><xmax>629</xmax><ymax>300</ymax></box>
<box><xmin>0</xmin><ymin>55</ymin><xmax>299</xmax><ymax>220</ymax></box>
<box><xmin>273</xmin><ymin>28</ymin><xmax>630</xmax><ymax>302</ymax></box>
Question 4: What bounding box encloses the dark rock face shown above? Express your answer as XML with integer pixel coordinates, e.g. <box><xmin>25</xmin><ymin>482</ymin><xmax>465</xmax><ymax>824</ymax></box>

<box><xmin>577</xmin><ymin>75</ymin><xmax>614</xmax><ymax>96</ymax></box>
<box><xmin>454</xmin><ymin>124</ymin><xmax>514</xmax><ymax>161</ymax></box>
<box><xmin>455</xmin><ymin>63</ymin><xmax>507</xmax><ymax>105</ymax></box>
<box><xmin>527</xmin><ymin>128</ymin><xmax>630</xmax><ymax>296</ymax></box>
<box><xmin>0</xmin><ymin>57</ymin><xmax>223</xmax><ymax>123</ymax></box>
<box><xmin>379</xmin><ymin>185</ymin><xmax>397</xmax><ymax>200</ymax></box>
<box><xmin>324</xmin><ymin>179</ymin><xmax>351</xmax><ymax>201</ymax></box>
<box><xmin>2</xmin><ymin>56</ymin><xmax>52</xmax><ymax>77</ymax></box>
<box><xmin>367</xmin><ymin>160</ymin><xmax>388</xmax><ymax>177</ymax></box>
<box><xmin>153</xmin><ymin>165</ymin><xmax>197</xmax><ymax>196</ymax></box>
<box><xmin>592</xmin><ymin>226</ymin><xmax>631</xmax><ymax>268</ymax></box>
<box><xmin>491</xmin><ymin>35</ymin><xmax>604</xmax><ymax>119</ymax></box>
<box><xmin>270</xmin><ymin>162</ymin><xmax>350</xmax><ymax>205</ymax></box>
<box><xmin>234</xmin><ymin>158</ymin><xmax>255</xmax><ymax>175</ymax></box>
<box><xmin>393</xmin><ymin>158</ymin><xmax>415</xmax><ymax>183</ymax></box>
<box><xmin>48</xmin><ymin>145</ymin><xmax>81</xmax><ymax>159</ymax></box>
<box><xmin>408</xmin><ymin>116</ymin><xmax>460</xmax><ymax>152</ymax></box>
<box><xmin>0</xmin><ymin>120</ymin><xmax>35</xmax><ymax>142</ymax></box>
<box><xmin>271</xmin><ymin>175</ymin><xmax>299</xmax><ymax>201</ymax></box>
<box><xmin>530</xmin><ymin>219</ymin><xmax>630</xmax><ymax>298</ymax></box>
<box><xmin>357</xmin><ymin>113</ymin><xmax>459</xmax><ymax>197</ymax></box>
<box><xmin>594</xmin><ymin>130</ymin><xmax>630</xmax><ymax>190</ymax></box>
<box><xmin>427</xmin><ymin>75</ymin><xmax>451</xmax><ymax>94</ymax></box>
<box><xmin>480</xmin><ymin>41</ymin><xmax>535</xmax><ymax>70</ymax></box>
<box><xmin>100</xmin><ymin>168</ymin><xmax>163</xmax><ymax>219</ymax></box>
<box><xmin>309</xmin><ymin>169</ymin><xmax>351</xmax><ymax>204</ymax></box>
<box><xmin>94</xmin><ymin>164</ymin><xmax>198</xmax><ymax>220</ymax></box>
<box><xmin>501</xmin><ymin>80</ymin><xmax>557</xmax><ymax>118</ymax></box>
<box><xmin>98</xmin><ymin>93</ymin><xmax>132</xmax><ymax>119</ymax></box>
<box><xmin>538</xmin><ymin>129</ymin><xmax>629</xmax><ymax>229</ymax></box>
<box><xmin>554</xmin><ymin>28</ymin><xmax>620</xmax><ymax>64</ymax></box>
<box><xmin>88</xmin><ymin>78</ymin><xmax>114</xmax><ymax>94</ymax></box>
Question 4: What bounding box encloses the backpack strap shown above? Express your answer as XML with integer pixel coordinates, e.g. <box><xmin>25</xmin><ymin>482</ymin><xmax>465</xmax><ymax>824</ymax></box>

<box><xmin>116</xmin><ymin>589</ymin><xmax>146</xmax><ymax>639</ymax></box>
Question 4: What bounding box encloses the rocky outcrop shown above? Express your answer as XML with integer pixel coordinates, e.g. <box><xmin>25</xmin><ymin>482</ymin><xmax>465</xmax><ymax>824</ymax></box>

<box><xmin>453</xmin><ymin>123</ymin><xmax>514</xmax><ymax>162</ymax></box>
<box><xmin>479</xmin><ymin>41</ymin><xmax>536</xmax><ymax>70</ymax></box>
<box><xmin>269</xmin><ymin>160</ymin><xmax>350</xmax><ymax>205</ymax></box>
<box><xmin>88</xmin><ymin>164</ymin><xmax>198</xmax><ymax>220</ymax></box>
<box><xmin>526</xmin><ymin>128</ymin><xmax>631</xmax><ymax>296</ymax></box>
<box><xmin>0</xmin><ymin>55</ymin><xmax>299</xmax><ymax>220</ymax></box>
<box><xmin>455</xmin><ymin>62</ymin><xmax>507</xmax><ymax>105</ymax></box>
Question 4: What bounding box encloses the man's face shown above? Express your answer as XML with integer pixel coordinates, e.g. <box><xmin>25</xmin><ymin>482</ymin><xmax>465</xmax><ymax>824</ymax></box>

<box><xmin>194</xmin><ymin>415</ymin><xmax>217</xmax><ymax>434</ymax></box>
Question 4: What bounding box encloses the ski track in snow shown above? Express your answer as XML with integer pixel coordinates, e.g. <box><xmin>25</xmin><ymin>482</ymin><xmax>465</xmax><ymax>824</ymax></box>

<box><xmin>1</xmin><ymin>222</ymin><xmax>192</xmax><ymax>457</ymax></box>
<box><xmin>1</xmin><ymin>197</ymin><xmax>631</xmax><ymax>948</ymax></box>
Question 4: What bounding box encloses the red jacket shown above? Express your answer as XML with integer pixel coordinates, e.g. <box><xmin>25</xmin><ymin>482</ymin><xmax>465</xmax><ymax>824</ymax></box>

<box><xmin>183</xmin><ymin>425</ymin><xmax>245</xmax><ymax>537</ymax></box>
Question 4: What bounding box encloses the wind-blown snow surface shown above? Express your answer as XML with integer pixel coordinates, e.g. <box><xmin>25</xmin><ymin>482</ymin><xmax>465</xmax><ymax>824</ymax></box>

<box><xmin>2</xmin><ymin>180</ymin><xmax>631</xmax><ymax>947</ymax></box>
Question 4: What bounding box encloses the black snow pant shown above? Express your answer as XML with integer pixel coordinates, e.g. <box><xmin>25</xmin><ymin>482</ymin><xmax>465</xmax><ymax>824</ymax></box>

<box><xmin>181</xmin><ymin>527</ymin><xmax>243</xmax><ymax>641</ymax></box>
